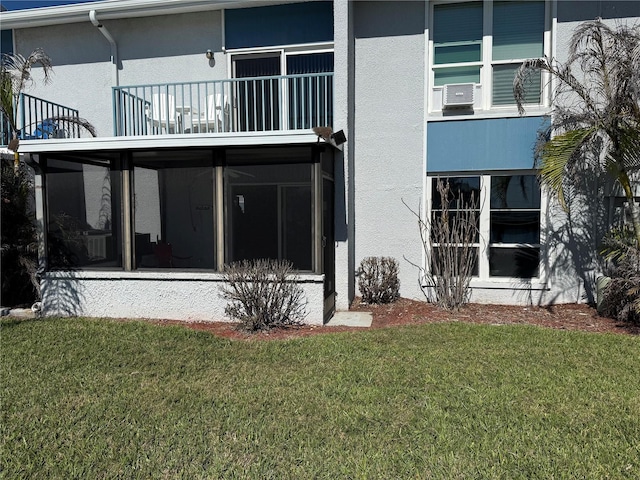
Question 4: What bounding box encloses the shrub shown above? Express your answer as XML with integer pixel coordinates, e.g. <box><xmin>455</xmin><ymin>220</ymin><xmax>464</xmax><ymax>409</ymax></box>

<box><xmin>220</xmin><ymin>259</ymin><xmax>307</xmax><ymax>332</ymax></box>
<box><xmin>1</xmin><ymin>160</ymin><xmax>39</xmax><ymax>306</ymax></box>
<box><xmin>404</xmin><ymin>179</ymin><xmax>479</xmax><ymax>310</ymax></box>
<box><xmin>600</xmin><ymin>232</ymin><xmax>640</xmax><ymax>324</ymax></box>
<box><xmin>358</xmin><ymin>256</ymin><xmax>400</xmax><ymax>304</ymax></box>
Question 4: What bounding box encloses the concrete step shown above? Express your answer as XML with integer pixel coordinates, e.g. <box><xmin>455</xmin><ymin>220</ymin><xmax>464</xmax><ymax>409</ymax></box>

<box><xmin>325</xmin><ymin>311</ymin><xmax>372</xmax><ymax>328</ymax></box>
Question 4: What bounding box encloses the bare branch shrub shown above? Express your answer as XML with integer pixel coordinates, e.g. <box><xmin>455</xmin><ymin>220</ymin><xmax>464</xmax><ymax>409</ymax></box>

<box><xmin>357</xmin><ymin>256</ymin><xmax>400</xmax><ymax>304</ymax></box>
<box><xmin>405</xmin><ymin>179</ymin><xmax>480</xmax><ymax>310</ymax></box>
<box><xmin>220</xmin><ymin>259</ymin><xmax>308</xmax><ymax>332</ymax></box>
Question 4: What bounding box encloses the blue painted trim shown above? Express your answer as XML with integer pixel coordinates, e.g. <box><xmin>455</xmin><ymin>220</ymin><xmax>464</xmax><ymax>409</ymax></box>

<box><xmin>427</xmin><ymin>116</ymin><xmax>550</xmax><ymax>172</ymax></box>
<box><xmin>225</xmin><ymin>2</ymin><xmax>333</xmax><ymax>49</ymax></box>
<box><xmin>1</xmin><ymin>29</ymin><xmax>13</xmax><ymax>55</ymax></box>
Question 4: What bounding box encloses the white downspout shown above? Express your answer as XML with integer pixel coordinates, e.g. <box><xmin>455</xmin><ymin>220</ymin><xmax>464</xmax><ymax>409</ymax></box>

<box><xmin>89</xmin><ymin>10</ymin><xmax>119</xmax><ymax>86</ymax></box>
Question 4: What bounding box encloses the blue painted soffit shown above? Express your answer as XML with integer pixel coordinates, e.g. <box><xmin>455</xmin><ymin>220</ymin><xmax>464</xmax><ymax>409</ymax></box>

<box><xmin>427</xmin><ymin>116</ymin><xmax>550</xmax><ymax>172</ymax></box>
<box><xmin>225</xmin><ymin>2</ymin><xmax>334</xmax><ymax>50</ymax></box>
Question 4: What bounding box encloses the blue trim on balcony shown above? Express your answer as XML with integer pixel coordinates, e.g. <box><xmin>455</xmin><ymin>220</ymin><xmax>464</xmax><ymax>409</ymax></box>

<box><xmin>1</xmin><ymin>93</ymin><xmax>81</xmax><ymax>146</ymax></box>
<box><xmin>112</xmin><ymin>74</ymin><xmax>334</xmax><ymax>137</ymax></box>
<box><xmin>225</xmin><ymin>2</ymin><xmax>333</xmax><ymax>49</ymax></box>
<box><xmin>427</xmin><ymin>116</ymin><xmax>550</xmax><ymax>172</ymax></box>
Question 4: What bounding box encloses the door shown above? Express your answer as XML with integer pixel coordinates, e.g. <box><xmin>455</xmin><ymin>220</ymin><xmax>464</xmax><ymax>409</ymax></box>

<box><xmin>233</xmin><ymin>55</ymin><xmax>281</xmax><ymax>132</ymax></box>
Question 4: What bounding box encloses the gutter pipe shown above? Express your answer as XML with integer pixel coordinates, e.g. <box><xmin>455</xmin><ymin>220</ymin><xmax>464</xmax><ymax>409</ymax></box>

<box><xmin>89</xmin><ymin>10</ymin><xmax>119</xmax><ymax>86</ymax></box>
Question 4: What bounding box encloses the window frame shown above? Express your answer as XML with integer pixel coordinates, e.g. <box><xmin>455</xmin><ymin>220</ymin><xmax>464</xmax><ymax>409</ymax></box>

<box><xmin>429</xmin><ymin>0</ymin><xmax>552</xmax><ymax>113</ymax></box>
<box><xmin>227</xmin><ymin>45</ymin><xmax>334</xmax><ymax>131</ymax></box>
<box><xmin>426</xmin><ymin>170</ymin><xmax>546</xmax><ymax>282</ymax></box>
<box><xmin>43</xmin><ymin>153</ymin><xmax>125</xmax><ymax>271</ymax></box>
<box><xmin>429</xmin><ymin>176</ymin><xmax>482</xmax><ymax>276</ymax></box>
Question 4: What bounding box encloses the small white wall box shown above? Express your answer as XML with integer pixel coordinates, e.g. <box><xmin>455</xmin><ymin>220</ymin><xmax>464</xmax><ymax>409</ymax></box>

<box><xmin>443</xmin><ymin>83</ymin><xmax>475</xmax><ymax>108</ymax></box>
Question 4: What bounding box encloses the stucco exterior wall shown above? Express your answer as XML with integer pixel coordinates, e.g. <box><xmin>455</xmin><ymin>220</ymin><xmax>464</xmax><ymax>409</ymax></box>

<box><xmin>543</xmin><ymin>1</ymin><xmax>640</xmax><ymax>303</ymax></box>
<box><xmin>13</xmin><ymin>10</ymin><xmax>226</xmax><ymax>137</ymax></box>
<box><xmin>41</xmin><ymin>272</ymin><xmax>325</xmax><ymax>325</ymax></box>
<box><xmin>352</xmin><ymin>1</ymin><xmax>426</xmax><ymax>301</ymax></box>
<box><xmin>332</xmin><ymin>0</ymin><xmax>355</xmax><ymax>310</ymax></box>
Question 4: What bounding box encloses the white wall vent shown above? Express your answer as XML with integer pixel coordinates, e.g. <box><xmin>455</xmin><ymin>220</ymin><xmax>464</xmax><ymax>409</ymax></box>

<box><xmin>443</xmin><ymin>83</ymin><xmax>475</xmax><ymax>108</ymax></box>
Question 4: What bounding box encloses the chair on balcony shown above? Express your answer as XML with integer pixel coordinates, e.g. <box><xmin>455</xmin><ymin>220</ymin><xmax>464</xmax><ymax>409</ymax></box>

<box><xmin>149</xmin><ymin>93</ymin><xmax>181</xmax><ymax>134</ymax></box>
<box><xmin>193</xmin><ymin>93</ymin><xmax>230</xmax><ymax>133</ymax></box>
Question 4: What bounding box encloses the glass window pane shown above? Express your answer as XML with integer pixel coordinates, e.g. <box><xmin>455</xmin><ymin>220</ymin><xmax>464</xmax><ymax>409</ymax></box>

<box><xmin>432</xmin><ymin>211</ymin><xmax>480</xmax><ymax>243</ymax></box>
<box><xmin>226</xmin><ymin>159</ymin><xmax>314</xmax><ymax>270</ymax></box>
<box><xmin>490</xmin><ymin>175</ymin><xmax>541</xmax><ymax>209</ymax></box>
<box><xmin>435</xmin><ymin>43</ymin><xmax>482</xmax><ymax>65</ymax></box>
<box><xmin>434</xmin><ymin>66</ymin><xmax>481</xmax><ymax>86</ymax></box>
<box><xmin>432</xmin><ymin>246</ymin><xmax>479</xmax><ymax>277</ymax></box>
<box><xmin>492</xmin><ymin>64</ymin><xmax>541</xmax><ymax>106</ymax></box>
<box><xmin>133</xmin><ymin>150</ymin><xmax>215</xmax><ymax>269</ymax></box>
<box><xmin>493</xmin><ymin>1</ymin><xmax>545</xmax><ymax>61</ymax></box>
<box><xmin>432</xmin><ymin>177</ymin><xmax>480</xmax><ymax>210</ymax></box>
<box><xmin>490</xmin><ymin>247</ymin><xmax>540</xmax><ymax>277</ymax></box>
<box><xmin>434</xmin><ymin>2</ymin><xmax>483</xmax><ymax>45</ymax></box>
<box><xmin>46</xmin><ymin>155</ymin><xmax>121</xmax><ymax>269</ymax></box>
<box><xmin>286</xmin><ymin>52</ymin><xmax>334</xmax><ymax>74</ymax></box>
<box><xmin>490</xmin><ymin>212</ymin><xmax>540</xmax><ymax>244</ymax></box>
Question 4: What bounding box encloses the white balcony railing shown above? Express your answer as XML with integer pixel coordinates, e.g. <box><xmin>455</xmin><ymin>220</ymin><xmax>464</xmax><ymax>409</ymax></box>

<box><xmin>112</xmin><ymin>73</ymin><xmax>333</xmax><ymax>137</ymax></box>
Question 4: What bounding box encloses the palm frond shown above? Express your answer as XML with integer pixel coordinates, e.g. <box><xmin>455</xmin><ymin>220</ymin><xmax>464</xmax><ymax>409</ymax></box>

<box><xmin>1</xmin><ymin>49</ymin><xmax>53</xmax><ymax>95</ymax></box>
<box><xmin>52</xmin><ymin>115</ymin><xmax>98</xmax><ymax>138</ymax></box>
<box><xmin>0</xmin><ymin>71</ymin><xmax>16</xmax><ymax>132</ymax></box>
<box><xmin>613</xmin><ymin>126</ymin><xmax>640</xmax><ymax>175</ymax></box>
<box><xmin>538</xmin><ymin>127</ymin><xmax>595</xmax><ymax>210</ymax></box>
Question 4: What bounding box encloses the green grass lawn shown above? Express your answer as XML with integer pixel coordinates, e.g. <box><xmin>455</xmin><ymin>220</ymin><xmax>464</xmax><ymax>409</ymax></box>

<box><xmin>2</xmin><ymin>317</ymin><xmax>639</xmax><ymax>479</ymax></box>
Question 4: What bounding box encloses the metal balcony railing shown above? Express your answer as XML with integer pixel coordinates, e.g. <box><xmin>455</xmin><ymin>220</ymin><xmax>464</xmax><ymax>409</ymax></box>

<box><xmin>112</xmin><ymin>73</ymin><xmax>333</xmax><ymax>137</ymax></box>
<box><xmin>1</xmin><ymin>93</ymin><xmax>82</xmax><ymax>147</ymax></box>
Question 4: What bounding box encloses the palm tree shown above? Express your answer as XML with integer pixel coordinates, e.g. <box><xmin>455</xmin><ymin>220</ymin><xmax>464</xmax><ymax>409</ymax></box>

<box><xmin>514</xmin><ymin>19</ymin><xmax>640</xmax><ymax>246</ymax></box>
<box><xmin>1</xmin><ymin>49</ymin><xmax>96</xmax><ymax>307</ymax></box>
<box><xmin>0</xmin><ymin>49</ymin><xmax>96</xmax><ymax>168</ymax></box>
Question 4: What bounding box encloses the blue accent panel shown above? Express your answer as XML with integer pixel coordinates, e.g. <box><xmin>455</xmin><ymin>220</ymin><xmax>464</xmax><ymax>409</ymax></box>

<box><xmin>1</xmin><ymin>29</ymin><xmax>13</xmax><ymax>55</ymax></box>
<box><xmin>427</xmin><ymin>116</ymin><xmax>550</xmax><ymax>172</ymax></box>
<box><xmin>225</xmin><ymin>2</ymin><xmax>333</xmax><ymax>49</ymax></box>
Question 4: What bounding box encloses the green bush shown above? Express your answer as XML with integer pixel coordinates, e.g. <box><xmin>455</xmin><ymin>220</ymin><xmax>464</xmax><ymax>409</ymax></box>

<box><xmin>600</xmin><ymin>229</ymin><xmax>640</xmax><ymax>324</ymax></box>
<box><xmin>220</xmin><ymin>259</ymin><xmax>307</xmax><ymax>331</ymax></box>
<box><xmin>358</xmin><ymin>256</ymin><xmax>400</xmax><ymax>304</ymax></box>
<box><xmin>600</xmin><ymin>256</ymin><xmax>640</xmax><ymax>325</ymax></box>
<box><xmin>1</xmin><ymin>161</ymin><xmax>39</xmax><ymax>306</ymax></box>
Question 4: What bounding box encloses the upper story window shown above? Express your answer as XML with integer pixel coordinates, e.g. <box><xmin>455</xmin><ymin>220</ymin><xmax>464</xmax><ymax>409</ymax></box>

<box><xmin>431</xmin><ymin>0</ymin><xmax>548</xmax><ymax>112</ymax></box>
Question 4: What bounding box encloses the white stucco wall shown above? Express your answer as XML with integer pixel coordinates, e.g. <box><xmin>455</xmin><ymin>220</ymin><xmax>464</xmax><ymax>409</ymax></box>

<box><xmin>332</xmin><ymin>0</ymin><xmax>356</xmax><ymax>310</ymax></box>
<box><xmin>352</xmin><ymin>1</ymin><xmax>426</xmax><ymax>301</ymax></box>
<box><xmin>41</xmin><ymin>271</ymin><xmax>325</xmax><ymax>325</ymax></box>
<box><xmin>13</xmin><ymin>10</ymin><xmax>226</xmax><ymax>137</ymax></box>
<box><xmin>538</xmin><ymin>1</ymin><xmax>640</xmax><ymax>304</ymax></box>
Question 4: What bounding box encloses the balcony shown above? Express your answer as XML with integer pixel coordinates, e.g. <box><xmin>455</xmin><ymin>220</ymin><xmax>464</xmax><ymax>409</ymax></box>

<box><xmin>112</xmin><ymin>73</ymin><xmax>333</xmax><ymax>137</ymax></box>
<box><xmin>1</xmin><ymin>93</ymin><xmax>83</xmax><ymax>147</ymax></box>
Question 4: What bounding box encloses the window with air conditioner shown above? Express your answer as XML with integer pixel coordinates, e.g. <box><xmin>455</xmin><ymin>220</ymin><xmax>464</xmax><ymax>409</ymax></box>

<box><xmin>431</xmin><ymin>0</ymin><xmax>548</xmax><ymax>112</ymax></box>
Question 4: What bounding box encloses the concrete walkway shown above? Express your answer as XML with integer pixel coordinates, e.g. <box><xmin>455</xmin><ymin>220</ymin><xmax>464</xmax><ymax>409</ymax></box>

<box><xmin>0</xmin><ymin>307</ymin><xmax>36</xmax><ymax>318</ymax></box>
<box><xmin>325</xmin><ymin>311</ymin><xmax>372</xmax><ymax>327</ymax></box>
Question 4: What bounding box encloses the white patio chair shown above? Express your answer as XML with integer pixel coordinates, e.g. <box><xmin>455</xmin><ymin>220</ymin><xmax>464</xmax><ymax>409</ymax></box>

<box><xmin>195</xmin><ymin>93</ymin><xmax>230</xmax><ymax>133</ymax></box>
<box><xmin>149</xmin><ymin>93</ymin><xmax>180</xmax><ymax>134</ymax></box>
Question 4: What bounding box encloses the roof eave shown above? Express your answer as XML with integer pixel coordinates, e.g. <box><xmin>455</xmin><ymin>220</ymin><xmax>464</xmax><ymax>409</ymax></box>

<box><xmin>0</xmin><ymin>0</ymin><xmax>302</xmax><ymax>29</ymax></box>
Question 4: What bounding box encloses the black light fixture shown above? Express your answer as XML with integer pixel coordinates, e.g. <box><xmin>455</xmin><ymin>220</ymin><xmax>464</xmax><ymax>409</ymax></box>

<box><xmin>205</xmin><ymin>49</ymin><xmax>214</xmax><ymax>60</ymax></box>
<box><xmin>330</xmin><ymin>129</ymin><xmax>347</xmax><ymax>146</ymax></box>
<box><xmin>312</xmin><ymin>126</ymin><xmax>347</xmax><ymax>146</ymax></box>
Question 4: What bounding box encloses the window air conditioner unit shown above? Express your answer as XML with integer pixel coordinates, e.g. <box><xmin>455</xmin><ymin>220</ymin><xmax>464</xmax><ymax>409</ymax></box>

<box><xmin>443</xmin><ymin>83</ymin><xmax>475</xmax><ymax>108</ymax></box>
